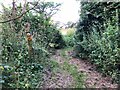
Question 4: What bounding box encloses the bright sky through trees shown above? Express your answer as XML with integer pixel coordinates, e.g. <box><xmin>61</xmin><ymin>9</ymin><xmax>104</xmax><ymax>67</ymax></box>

<box><xmin>0</xmin><ymin>0</ymin><xmax>80</xmax><ymax>25</ymax></box>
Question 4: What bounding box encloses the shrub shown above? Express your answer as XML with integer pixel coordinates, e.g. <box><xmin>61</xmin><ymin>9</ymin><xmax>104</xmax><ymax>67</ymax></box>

<box><xmin>62</xmin><ymin>28</ymin><xmax>76</xmax><ymax>47</ymax></box>
<box><xmin>0</xmin><ymin>1</ymin><xmax>65</xmax><ymax>88</ymax></box>
<box><xmin>74</xmin><ymin>24</ymin><xmax>120</xmax><ymax>83</ymax></box>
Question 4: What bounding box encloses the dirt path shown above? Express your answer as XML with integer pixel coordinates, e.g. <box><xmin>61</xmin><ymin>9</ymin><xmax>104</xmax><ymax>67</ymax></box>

<box><xmin>69</xmin><ymin>58</ymin><xmax>118</xmax><ymax>88</ymax></box>
<box><xmin>42</xmin><ymin>69</ymin><xmax>74</xmax><ymax>88</ymax></box>
<box><xmin>40</xmin><ymin>49</ymin><xmax>118</xmax><ymax>88</ymax></box>
<box><xmin>39</xmin><ymin>51</ymin><xmax>74</xmax><ymax>88</ymax></box>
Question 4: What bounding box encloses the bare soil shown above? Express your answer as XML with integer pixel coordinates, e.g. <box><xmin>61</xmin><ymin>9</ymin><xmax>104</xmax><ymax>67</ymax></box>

<box><xmin>40</xmin><ymin>49</ymin><xmax>118</xmax><ymax>88</ymax></box>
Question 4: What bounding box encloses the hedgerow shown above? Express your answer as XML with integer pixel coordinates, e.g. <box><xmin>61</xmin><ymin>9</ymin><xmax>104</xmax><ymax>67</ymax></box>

<box><xmin>74</xmin><ymin>2</ymin><xmax>120</xmax><ymax>83</ymax></box>
<box><xmin>0</xmin><ymin>1</ymin><xmax>65</xmax><ymax>88</ymax></box>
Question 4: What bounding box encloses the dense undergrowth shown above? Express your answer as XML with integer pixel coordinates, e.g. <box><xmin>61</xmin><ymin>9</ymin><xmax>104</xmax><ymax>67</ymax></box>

<box><xmin>74</xmin><ymin>2</ymin><xmax>120</xmax><ymax>83</ymax></box>
<box><xmin>0</xmin><ymin>0</ymin><xmax>120</xmax><ymax>88</ymax></box>
<box><xmin>61</xmin><ymin>28</ymin><xmax>76</xmax><ymax>47</ymax></box>
<box><xmin>0</xmin><ymin>1</ymin><xmax>65</xmax><ymax>88</ymax></box>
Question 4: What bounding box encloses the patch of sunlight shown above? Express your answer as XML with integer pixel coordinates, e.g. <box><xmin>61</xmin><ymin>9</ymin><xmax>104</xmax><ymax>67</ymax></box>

<box><xmin>60</xmin><ymin>28</ymin><xmax>68</xmax><ymax>35</ymax></box>
<box><xmin>60</xmin><ymin>28</ymin><xmax>76</xmax><ymax>36</ymax></box>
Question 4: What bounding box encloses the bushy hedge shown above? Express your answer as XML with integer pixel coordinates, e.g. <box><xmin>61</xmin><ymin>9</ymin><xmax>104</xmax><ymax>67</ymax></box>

<box><xmin>23</xmin><ymin>12</ymin><xmax>65</xmax><ymax>50</ymax></box>
<box><xmin>1</xmin><ymin>1</ymin><xmax>65</xmax><ymax>88</ymax></box>
<box><xmin>74</xmin><ymin>24</ymin><xmax>120</xmax><ymax>83</ymax></box>
<box><xmin>74</xmin><ymin>1</ymin><xmax>120</xmax><ymax>83</ymax></box>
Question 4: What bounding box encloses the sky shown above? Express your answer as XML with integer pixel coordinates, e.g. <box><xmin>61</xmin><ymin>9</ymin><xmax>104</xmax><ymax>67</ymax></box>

<box><xmin>0</xmin><ymin>0</ymin><xmax>80</xmax><ymax>25</ymax></box>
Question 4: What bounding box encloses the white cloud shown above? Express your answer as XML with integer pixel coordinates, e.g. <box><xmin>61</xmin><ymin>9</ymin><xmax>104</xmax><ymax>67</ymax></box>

<box><xmin>0</xmin><ymin>0</ymin><xmax>80</xmax><ymax>24</ymax></box>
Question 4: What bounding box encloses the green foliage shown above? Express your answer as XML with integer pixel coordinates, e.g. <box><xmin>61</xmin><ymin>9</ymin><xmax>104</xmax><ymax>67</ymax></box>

<box><xmin>1</xmin><ymin>1</ymin><xmax>64</xmax><ymax>88</ymax></box>
<box><xmin>1</xmin><ymin>63</ymin><xmax>44</xmax><ymax>88</ymax></box>
<box><xmin>75</xmin><ymin>23</ymin><xmax>120</xmax><ymax>83</ymax></box>
<box><xmin>75</xmin><ymin>1</ymin><xmax>120</xmax><ymax>83</ymax></box>
<box><xmin>63</xmin><ymin>35</ymin><xmax>74</xmax><ymax>47</ymax></box>
<box><xmin>63</xmin><ymin>28</ymin><xmax>76</xmax><ymax>47</ymax></box>
<box><xmin>23</xmin><ymin>11</ymin><xmax>65</xmax><ymax>50</ymax></box>
<box><xmin>1</xmin><ymin>33</ymin><xmax>50</xmax><ymax>88</ymax></box>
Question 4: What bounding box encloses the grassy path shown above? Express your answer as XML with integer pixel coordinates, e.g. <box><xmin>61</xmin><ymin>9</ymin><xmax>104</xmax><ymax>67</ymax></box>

<box><xmin>39</xmin><ymin>48</ymin><xmax>118</xmax><ymax>88</ymax></box>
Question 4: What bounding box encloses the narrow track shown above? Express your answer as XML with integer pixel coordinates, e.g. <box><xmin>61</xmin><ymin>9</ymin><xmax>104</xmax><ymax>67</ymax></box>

<box><xmin>40</xmin><ymin>49</ymin><xmax>118</xmax><ymax>88</ymax></box>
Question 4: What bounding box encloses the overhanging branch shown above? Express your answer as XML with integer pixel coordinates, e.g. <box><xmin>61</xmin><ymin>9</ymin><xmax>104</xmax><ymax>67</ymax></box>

<box><xmin>0</xmin><ymin>1</ymin><xmax>39</xmax><ymax>23</ymax></box>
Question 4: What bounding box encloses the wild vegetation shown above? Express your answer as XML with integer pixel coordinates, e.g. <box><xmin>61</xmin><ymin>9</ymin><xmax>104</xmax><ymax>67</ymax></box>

<box><xmin>0</xmin><ymin>1</ymin><xmax>65</xmax><ymax>88</ymax></box>
<box><xmin>60</xmin><ymin>28</ymin><xmax>76</xmax><ymax>47</ymax></box>
<box><xmin>74</xmin><ymin>2</ymin><xmax>120</xmax><ymax>83</ymax></box>
<box><xmin>0</xmin><ymin>0</ymin><xmax>120</xmax><ymax>88</ymax></box>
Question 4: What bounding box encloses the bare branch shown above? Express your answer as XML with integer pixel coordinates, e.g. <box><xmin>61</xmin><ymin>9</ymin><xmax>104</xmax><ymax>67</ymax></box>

<box><xmin>0</xmin><ymin>1</ymin><xmax>39</xmax><ymax>23</ymax></box>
